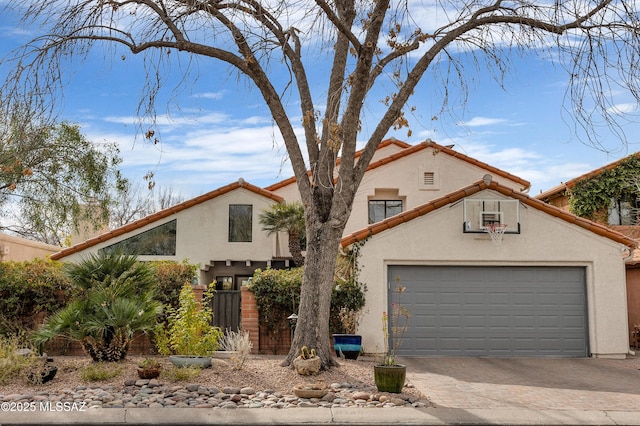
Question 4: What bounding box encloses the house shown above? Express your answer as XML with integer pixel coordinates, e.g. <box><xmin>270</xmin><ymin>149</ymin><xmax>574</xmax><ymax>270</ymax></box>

<box><xmin>536</xmin><ymin>153</ymin><xmax>640</xmax><ymax>348</ymax></box>
<box><xmin>0</xmin><ymin>233</ymin><xmax>60</xmax><ymax>262</ymax></box>
<box><xmin>266</xmin><ymin>139</ymin><xmax>530</xmax><ymax>237</ymax></box>
<box><xmin>343</xmin><ymin>175</ymin><xmax>634</xmax><ymax>358</ymax></box>
<box><xmin>51</xmin><ymin>140</ymin><xmax>636</xmax><ymax>358</ymax></box>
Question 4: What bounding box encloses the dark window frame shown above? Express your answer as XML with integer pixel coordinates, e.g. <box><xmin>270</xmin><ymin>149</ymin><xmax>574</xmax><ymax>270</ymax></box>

<box><xmin>229</xmin><ymin>204</ymin><xmax>253</xmax><ymax>242</ymax></box>
<box><xmin>100</xmin><ymin>219</ymin><xmax>177</xmax><ymax>256</ymax></box>
<box><xmin>368</xmin><ymin>200</ymin><xmax>403</xmax><ymax>224</ymax></box>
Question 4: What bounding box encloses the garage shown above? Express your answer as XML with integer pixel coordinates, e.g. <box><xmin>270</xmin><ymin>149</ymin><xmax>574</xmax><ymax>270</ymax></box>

<box><xmin>388</xmin><ymin>265</ymin><xmax>588</xmax><ymax>357</ymax></box>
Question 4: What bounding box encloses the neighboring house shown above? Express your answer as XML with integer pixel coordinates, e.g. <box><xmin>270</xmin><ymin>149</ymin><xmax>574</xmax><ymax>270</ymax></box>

<box><xmin>0</xmin><ymin>233</ymin><xmax>60</xmax><ymax>262</ymax></box>
<box><xmin>536</xmin><ymin>153</ymin><xmax>640</xmax><ymax>348</ymax></box>
<box><xmin>51</xmin><ymin>140</ymin><xmax>636</xmax><ymax>358</ymax></box>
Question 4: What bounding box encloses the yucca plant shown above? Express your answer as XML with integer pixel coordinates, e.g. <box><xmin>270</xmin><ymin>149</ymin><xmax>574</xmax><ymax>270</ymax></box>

<box><xmin>32</xmin><ymin>252</ymin><xmax>163</xmax><ymax>362</ymax></box>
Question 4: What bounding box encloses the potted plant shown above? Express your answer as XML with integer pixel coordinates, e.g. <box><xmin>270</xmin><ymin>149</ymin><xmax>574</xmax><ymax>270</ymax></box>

<box><xmin>292</xmin><ymin>346</ymin><xmax>321</xmax><ymax>375</ymax></box>
<box><xmin>154</xmin><ymin>282</ymin><xmax>223</xmax><ymax>368</ymax></box>
<box><xmin>332</xmin><ymin>307</ymin><xmax>364</xmax><ymax>360</ymax></box>
<box><xmin>137</xmin><ymin>357</ymin><xmax>162</xmax><ymax>379</ymax></box>
<box><xmin>331</xmin><ymin>278</ymin><xmax>366</xmax><ymax>360</ymax></box>
<box><xmin>374</xmin><ymin>284</ymin><xmax>410</xmax><ymax>393</ymax></box>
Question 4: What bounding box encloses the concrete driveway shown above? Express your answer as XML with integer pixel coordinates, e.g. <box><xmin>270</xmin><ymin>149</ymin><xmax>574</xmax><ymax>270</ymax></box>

<box><xmin>402</xmin><ymin>356</ymin><xmax>640</xmax><ymax>411</ymax></box>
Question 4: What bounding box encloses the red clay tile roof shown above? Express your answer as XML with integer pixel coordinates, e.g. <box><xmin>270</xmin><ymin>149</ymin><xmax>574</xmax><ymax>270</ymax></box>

<box><xmin>536</xmin><ymin>152</ymin><xmax>640</xmax><ymax>201</ymax></box>
<box><xmin>50</xmin><ymin>180</ymin><xmax>283</xmax><ymax>261</ymax></box>
<box><xmin>368</xmin><ymin>141</ymin><xmax>531</xmax><ymax>190</ymax></box>
<box><xmin>265</xmin><ymin>139</ymin><xmax>531</xmax><ymax>193</ymax></box>
<box><xmin>340</xmin><ymin>176</ymin><xmax>637</xmax><ymax>249</ymax></box>
<box><xmin>264</xmin><ymin>138</ymin><xmax>411</xmax><ymax>192</ymax></box>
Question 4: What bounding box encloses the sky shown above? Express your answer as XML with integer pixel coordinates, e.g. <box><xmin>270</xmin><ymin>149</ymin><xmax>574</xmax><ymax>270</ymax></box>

<box><xmin>1</xmin><ymin>3</ymin><xmax>640</xmax><ymax>201</ymax></box>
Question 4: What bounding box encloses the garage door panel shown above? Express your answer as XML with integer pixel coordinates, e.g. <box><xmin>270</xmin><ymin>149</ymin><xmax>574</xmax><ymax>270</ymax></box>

<box><xmin>463</xmin><ymin>293</ymin><xmax>485</xmax><ymax>305</ymax></box>
<box><xmin>389</xmin><ymin>266</ymin><xmax>588</xmax><ymax>357</ymax></box>
<box><xmin>563</xmin><ymin>315</ymin><xmax>586</xmax><ymax>328</ymax></box>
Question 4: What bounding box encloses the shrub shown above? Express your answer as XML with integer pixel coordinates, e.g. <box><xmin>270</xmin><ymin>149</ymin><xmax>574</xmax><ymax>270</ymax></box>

<box><xmin>331</xmin><ymin>278</ymin><xmax>366</xmax><ymax>334</ymax></box>
<box><xmin>32</xmin><ymin>252</ymin><xmax>163</xmax><ymax>361</ymax></box>
<box><xmin>149</xmin><ymin>260</ymin><xmax>198</xmax><ymax>311</ymax></box>
<box><xmin>0</xmin><ymin>259</ymin><xmax>74</xmax><ymax>334</ymax></box>
<box><xmin>154</xmin><ymin>283</ymin><xmax>223</xmax><ymax>356</ymax></box>
<box><xmin>0</xmin><ymin>334</ymin><xmax>38</xmax><ymax>385</ymax></box>
<box><xmin>249</xmin><ymin>267</ymin><xmax>366</xmax><ymax>337</ymax></box>
<box><xmin>219</xmin><ymin>329</ymin><xmax>253</xmax><ymax>370</ymax></box>
<box><xmin>249</xmin><ymin>268</ymin><xmax>302</xmax><ymax>341</ymax></box>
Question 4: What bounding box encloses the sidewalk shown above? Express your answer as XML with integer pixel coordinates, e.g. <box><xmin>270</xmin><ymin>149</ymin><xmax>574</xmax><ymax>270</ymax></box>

<box><xmin>2</xmin><ymin>406</ymin><xmax>640</xmax><ymax>425</ymax></box>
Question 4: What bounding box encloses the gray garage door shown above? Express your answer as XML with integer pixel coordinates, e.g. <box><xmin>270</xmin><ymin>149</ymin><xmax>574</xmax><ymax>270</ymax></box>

<box><xmin>388</xmin><ymin>266</ymin><xmax>588</xmax><ymax>357</ymax></box>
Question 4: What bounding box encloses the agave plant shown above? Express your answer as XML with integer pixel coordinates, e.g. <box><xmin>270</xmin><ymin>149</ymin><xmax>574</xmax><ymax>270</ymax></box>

<box><xmin>32</xmin><ymin>252</ymin><xmax>162</xmax><ymax>362</ymax></box>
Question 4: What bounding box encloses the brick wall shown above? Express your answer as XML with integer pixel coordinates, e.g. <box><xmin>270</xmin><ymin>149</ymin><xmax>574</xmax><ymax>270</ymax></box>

<box><xmin>45</xmin><ymin>332</ymin><xmax>153</xmax><ymax>356</ymax></box>
<box><xmin>240</xmin><ymin>286</ymin><xmax>260</xmax><ymax>354</ymax></box>
<box><xmin>259</xmin><ymin>320</ymin><xmax>292</xmax><ymax>355</ymax></box>
<box><xmin>46</xmin><ymin>285</ymin><xmax>293</xmax><ymax>357</ymax></box>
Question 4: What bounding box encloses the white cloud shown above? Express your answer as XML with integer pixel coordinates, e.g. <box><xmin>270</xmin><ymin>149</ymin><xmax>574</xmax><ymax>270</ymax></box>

<box><xmin>193</xmin><ymin>91</ymin><xmax>225</xmax><ymax>100</ymax></box>
<box><xmin>608</xmin><ymin>103</ymin><xmax>638</xmax><ymax>115</ymax></box>
<box><xmin>82</xmin><ymin>109</ymin><xmax>301</xmax><ymax>198</ymax></box>
<box><xmin>458</xmin><ymin>117</ymin><xmax>509</xmax><ymax>127</ymax></box>
<box><xmin>441</xmin><ymin>138</ymin><xmax>594</xmax><ymax>195</ymax></box>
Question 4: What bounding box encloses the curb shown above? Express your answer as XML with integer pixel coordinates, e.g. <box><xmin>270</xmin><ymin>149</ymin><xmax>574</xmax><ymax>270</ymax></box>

<box><xmin>2</xmin><ymin>407</ymin><xmax>640</xmax><ymax>425</ymax></box>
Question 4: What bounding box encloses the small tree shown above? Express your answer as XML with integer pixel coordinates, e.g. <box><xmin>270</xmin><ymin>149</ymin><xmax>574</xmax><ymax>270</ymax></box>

<box><xmin>32</xmin><ymin>252</ymin><xmax>163</xmax><ymax>362</ymax></box>
<box><xmin>259</xmin><ymin>202</ymin><xmax>306</xmax><ymax>267</ymax></box>
<box><xmin>154</xmin><ymin>283</ymin><xmax>223</xmax><ymax>357</ymax></box>
<box><xmin>0</xmin><ymin>118</ymin><xmax>127</xmax><ymax>246</ymax></box>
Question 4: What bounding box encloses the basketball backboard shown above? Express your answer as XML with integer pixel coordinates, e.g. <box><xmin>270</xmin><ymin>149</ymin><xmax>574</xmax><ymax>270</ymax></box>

<box><xmin>463</xmin><ymin>198</ymin><xmax>520</xmax><ymax>234</ymax></box>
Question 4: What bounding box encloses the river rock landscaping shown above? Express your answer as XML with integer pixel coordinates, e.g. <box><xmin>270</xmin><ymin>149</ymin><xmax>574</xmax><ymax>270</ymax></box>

<box><xmin>0</xmin><ymin>356</ymin><xmax>429</xmax><ymax>410</ymax></box>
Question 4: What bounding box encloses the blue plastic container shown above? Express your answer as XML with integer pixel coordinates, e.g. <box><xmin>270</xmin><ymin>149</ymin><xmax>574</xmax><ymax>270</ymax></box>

<box><xmin>332</xmin><ymin>334</ymin><xmax>362</xmax><ymax>360</ymax></box>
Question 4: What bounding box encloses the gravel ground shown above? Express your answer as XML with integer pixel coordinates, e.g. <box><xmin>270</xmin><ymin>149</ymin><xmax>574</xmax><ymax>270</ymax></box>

<box><xmin>0</xmin><ymin>355</ymin><xmax>426</xmax><ymax>404</ymax></box>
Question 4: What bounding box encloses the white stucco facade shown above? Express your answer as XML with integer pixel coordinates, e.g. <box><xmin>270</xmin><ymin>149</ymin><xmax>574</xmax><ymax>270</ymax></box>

<box><xmin>57</xmin><ymin>185</ymin><xmax>280</xmax><ymax>268</ymax></box>
<box><xmin>52</xmin><ymin>140</ymin><xmax>634</xmax><ymax>358</ymax></box>
<box><xmin>271</xmin><ymin>142</ymin><xmax>529</xmax><ymax>236</ymax></box>
<box><xmin>349</xmin><ymin>188</ymin><xmax>630</xmax><ymax>358</ymax></box>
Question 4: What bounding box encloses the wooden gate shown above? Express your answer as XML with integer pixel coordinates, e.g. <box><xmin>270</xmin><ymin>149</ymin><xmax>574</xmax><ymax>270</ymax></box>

<box><xmin>210</xmin><ymin>290</ymin><xmax>241</xmax><ymax>331</ymax></box>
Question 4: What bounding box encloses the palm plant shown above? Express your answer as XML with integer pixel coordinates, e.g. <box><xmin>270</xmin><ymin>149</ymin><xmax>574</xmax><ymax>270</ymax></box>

<box><xmin>259</xmin><ymin>201</ymin><xmax>306</xmax><ymax>267</ymax></box>
<box><xmin>32</xmin><ymin>252</ymin><xmax>162</xmax><ymax>362</ymax></box>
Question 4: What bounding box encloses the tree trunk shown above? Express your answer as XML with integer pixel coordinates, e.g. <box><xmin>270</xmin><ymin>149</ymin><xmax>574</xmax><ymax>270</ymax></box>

<box><xmin>282</xmin><ymin>222</ymin><xmax>343</xmax><ymax>369</ymax></box>
<box><xmin>288</xmin><ymin>229</ymin><xmax>305</xmax><ymax>267</ymax></box>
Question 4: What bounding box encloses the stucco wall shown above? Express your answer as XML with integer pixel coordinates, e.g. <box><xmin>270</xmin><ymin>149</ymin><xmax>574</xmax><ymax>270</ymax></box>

<box><xmin>0</xmin><ymin>233</ymin><xmax>59</xmax><ymax>262</ymax></box>
<box><xmin>353</xmin><ymin>190</ymin><xmax>629</xmax><ymax>358</ymax></box>
<box><xmin>59</xmin><ymin>188</ymin><xmax>278</xmax><ymax>268</ymax></box>
<box><xmin>273</xmin><ymin>145</ymin><xmax>529</xmax><ymax>237</ymax></box>
<box><xmin>344</xmin><ymin>147</ymin><xmax>526</xmax><ymax>236</ymax></box>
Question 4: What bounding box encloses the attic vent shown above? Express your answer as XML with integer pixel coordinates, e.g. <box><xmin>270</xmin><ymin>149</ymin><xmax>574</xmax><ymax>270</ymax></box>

<box><xmin>423</xmin><ymin>172</ymin><xmax>435</xmax><ymax>186</ymax></box>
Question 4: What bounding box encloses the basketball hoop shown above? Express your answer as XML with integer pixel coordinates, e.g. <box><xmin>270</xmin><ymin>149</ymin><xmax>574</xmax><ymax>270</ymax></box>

<box><xmin>485</xmin><ymin>223</ymin><xmax>508</xmax><ymax>246</ymax></box>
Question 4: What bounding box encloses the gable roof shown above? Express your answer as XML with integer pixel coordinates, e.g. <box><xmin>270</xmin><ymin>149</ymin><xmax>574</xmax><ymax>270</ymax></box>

<box><xmin>50</xmin><ymin>179</ymin><xmax>283</xmax><ymax>261</ymax></box>
<box><xmin>265</xmin><ymin>139</ymin><xmax>531</xmax><ymax>192</ymax></box>
<box><xmin>264</xmin><ymin>138</ymin><xmax>411</xmax><ymax>192</ymax></box>
<box><xmin>536</xmin><ymin>152</ymin><xmax>640</xmax><ymax>201</ymax></box>
<box><xmin>341</xmin><ymin>175</ymin><xmax>637</xmax><ymax>249</ymax></box>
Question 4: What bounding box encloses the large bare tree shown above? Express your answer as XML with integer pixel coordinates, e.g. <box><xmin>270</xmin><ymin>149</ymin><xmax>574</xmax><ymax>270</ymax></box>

<box><xmin>3</xmin><ymin>0</ymin><xmax>640</xmax><ymax>368</ymax></box>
